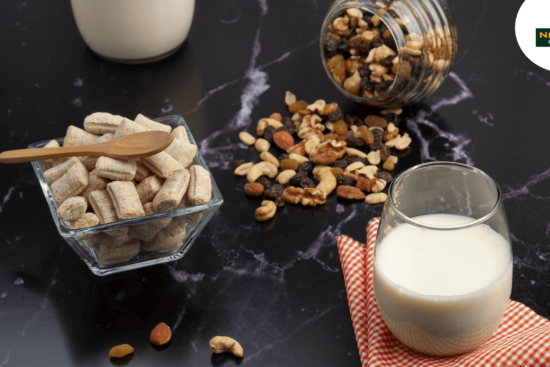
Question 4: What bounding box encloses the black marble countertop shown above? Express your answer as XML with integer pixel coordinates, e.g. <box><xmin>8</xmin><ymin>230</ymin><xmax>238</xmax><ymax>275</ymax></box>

<box><xmin>1</xmin><ymin>0</ymin><xmax>549</xmax><ymax>366</ymax></box>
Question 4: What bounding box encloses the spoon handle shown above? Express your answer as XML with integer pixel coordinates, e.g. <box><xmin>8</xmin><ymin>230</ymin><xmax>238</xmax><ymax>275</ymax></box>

<box><xmin>0</xmin><ymin>143</ymin><xmax>111</xmax><ymax>163</ymax></box>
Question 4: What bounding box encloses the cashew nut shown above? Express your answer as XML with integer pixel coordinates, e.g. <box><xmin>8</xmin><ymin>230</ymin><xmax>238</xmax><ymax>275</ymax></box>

<box><xmin>257</xmin><ymin>118</ymin><xmax>283</xmax><ymax>136</ymax></box>
<box><xmin>254</xmin><ymin>138</ymin><xmax>270</xmax><ymax>153</ymax></box>
<box><xmin>260</xmin><ymin>151</ymin><xmax>280</xmax><ymax>168</ymax></box>
<box><xmin>314</xmin><ymin>167</ymin><xmax>337</xmax><ymax>195</ymax></box>
<box><xmin>276</xmin><ymin>170</ymin><xmax>297</xmax><ymax>185</ymax></box>
<box><xmin>312</xmin><ymin>165</ymin><xmax>330</xmax><ymax>175</ymax></box>
<box><xmin>289</xmin><ymin>154</ymin><xmax>309</xmax><ymax>164</ymax></box>
<box><xmin>239</xmin><ymin>131</ymin><xmax>256</xmax><ymax>146</ymax></box>
<box><xmin>246</xmin><ymin>161</ymin><xmax>278</xmax><ymax>183</ymax></box>
<box><xmin>255</xmin><ymin>200</ymin><xmax>277</xmax><ymax>222</ymax></box>
<box><xmin>209</xmin><ymin>336</ymin><xmax>244</xmax><ymax>357</ymax></box>
<box><xmin>234</xmin><ymin>162</ymin><xmax>254</xmax><ymax>176</ymax></box>
<box><xmin>345</xmin><ymin>162</ymin><xmax>365</xmax><ymax>172</ymax></box>
<box><xmin>346</xmin><ymin>147</ymin><xmax>367</xmax><ymax>158</ymax></box>
<box><xmin>285</xmin><ymin>91</ymin><xmax>297</xmax><ymax>106</ymax></box>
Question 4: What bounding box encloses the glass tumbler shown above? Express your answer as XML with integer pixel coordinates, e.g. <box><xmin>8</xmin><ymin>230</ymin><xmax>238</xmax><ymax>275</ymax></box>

<box><xmin>373</xmin><ymin>162</ymin><xmax>513</xmax><ymax>356</ymax></box>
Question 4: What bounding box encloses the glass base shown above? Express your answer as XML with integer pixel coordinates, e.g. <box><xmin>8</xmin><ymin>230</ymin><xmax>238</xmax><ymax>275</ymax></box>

<box><xmin>91</xmin><ymin>45</ymin><xmax>182</xmax><ymax>65</ymax></box>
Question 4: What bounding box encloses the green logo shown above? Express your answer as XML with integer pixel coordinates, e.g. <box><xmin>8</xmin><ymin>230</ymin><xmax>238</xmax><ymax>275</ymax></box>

<box><xmin>536</xmin><ymin>28</ymin><xmax>550</xmax><ymax>47</ymax></box>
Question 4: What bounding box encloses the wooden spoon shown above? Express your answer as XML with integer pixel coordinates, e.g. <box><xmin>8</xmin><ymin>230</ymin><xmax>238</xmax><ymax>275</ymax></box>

<box><xmin>0</xmin><ymin>131</ymin><xmax>174</xmax><ymax>164</ymax></box>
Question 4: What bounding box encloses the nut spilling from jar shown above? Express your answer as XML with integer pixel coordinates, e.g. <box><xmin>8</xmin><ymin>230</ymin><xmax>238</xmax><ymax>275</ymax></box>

<box><xmin>323</xmin><ymin>4</ymin><xmax>455</xmax><ymax>106</ymax></box>
<box><xmin>236</xmin><ymin>92</ymin><xmax>413</xmax><ymax>222</ymax></box>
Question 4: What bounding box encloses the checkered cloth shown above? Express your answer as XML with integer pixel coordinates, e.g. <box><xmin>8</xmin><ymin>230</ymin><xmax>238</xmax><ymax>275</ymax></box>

<box><xmin>336</xmin><ymin>217</ymin><xmax>550</xmax><ymax>366</ymax></box>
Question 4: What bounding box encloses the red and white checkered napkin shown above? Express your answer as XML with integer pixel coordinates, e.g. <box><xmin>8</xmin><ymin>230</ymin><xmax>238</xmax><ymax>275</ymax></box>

<box><xmin>337</xmin><ymin>217</ymin><xmax>550</xmax><ymax>367</ymax></box>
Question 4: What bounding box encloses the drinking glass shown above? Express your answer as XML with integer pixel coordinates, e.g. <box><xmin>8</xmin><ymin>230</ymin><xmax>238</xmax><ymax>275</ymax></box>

<box><xmin>373</xmin><ymin>162</ymin><xmax>513</xmax><ymax>356</ymax></box>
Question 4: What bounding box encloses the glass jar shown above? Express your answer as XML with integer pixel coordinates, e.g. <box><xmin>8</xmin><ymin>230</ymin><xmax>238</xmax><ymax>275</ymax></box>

<box><xmin>320</xmin><ymin>0</ymin><xmax>458</xmax><ymax>108</ymax></box>
<box><xmin>71</xmin><ymin>0</ymin><xmax>195</xmax><ymax>64</ymax></box>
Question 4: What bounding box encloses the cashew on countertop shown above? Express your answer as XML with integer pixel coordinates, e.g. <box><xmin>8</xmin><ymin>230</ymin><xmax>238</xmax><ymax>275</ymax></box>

<box><xmin>209</xmin><ymin>336</ymin><xmax>244</xmax><ymax>358</ymax></box>
<box><xmin>246</xmin><ymin>161</ymin><xmax>278</xmax><ymax>183</ymax></box>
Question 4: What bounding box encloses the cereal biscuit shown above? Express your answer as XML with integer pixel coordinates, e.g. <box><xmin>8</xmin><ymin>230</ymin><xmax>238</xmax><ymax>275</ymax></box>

<box><xmin>153</xmin><ymin>170</ymin><xmax>190</xmax><ymax>213</ymax></box>
<box><xmin>106</xmin><ymin>181</ymin><xmax>145</xmax><ymax>220</ymax></box>
<box><xmin>84</xmin><ymin>112</ymin><xmax>124</xmax><ymax>135</ymax></box>
<box><xmin>136</xmin><ymin>175</ymin><xmax>164</xmax><ymax>204</ymax></box>
<box><xmin>188</xmin><ymin>165</ymin><xmax>212</xmax><ymax>206</ymax></box>
<box><xmin>141</xmin><ymin>152</ymin><xmax>183</xmax><ymax>179</ymax></box>
<box><xmin>134</xmin><ymin>114</ymin><xmax>172</xmax><ymax>133</ymax></box>
<box><xmin>96</xmin><ymin>157</ymin><xmax>137</xmax><ymax>181</ymax></box>
<box><xmin>51</xmin><ymin>161</ymin><xmax>89</xmax><ymax>206</ymax></box>
<box><xmin>57</xmin><ymin>196</ymin><xmax>87</xmax><ymax>221</ymax></box>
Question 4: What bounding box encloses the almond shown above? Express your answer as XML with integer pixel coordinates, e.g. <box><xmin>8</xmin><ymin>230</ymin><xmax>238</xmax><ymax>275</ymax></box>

<box><xmin>150</xmin><ymin>322</ymin><xmax>172</xmax><ymax>346</ymax></box>
<box><xmin>273</xmin><ymin>131</ymin><xmax>294</xmax><ymax>150</ymax></box>
<box><xmin>244</xmin><ymin>183</ymin><xmax>264</xmax><ymax>196</ymax></box>
<box><xmin>337</xmin><ymin>185</ymin><xmax>366</xmax><ymax>200</ymax></box>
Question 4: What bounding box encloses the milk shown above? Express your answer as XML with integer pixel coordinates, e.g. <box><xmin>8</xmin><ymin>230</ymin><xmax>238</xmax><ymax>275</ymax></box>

<box><xmin>71</xmin><ymin>0</ymin><xmax>195</xmax><ymax>61</ymax></box>
<box><xmin>373</xmin><ymin>214</ymin><xmax>512</xmax><ymax>356</ymax></box>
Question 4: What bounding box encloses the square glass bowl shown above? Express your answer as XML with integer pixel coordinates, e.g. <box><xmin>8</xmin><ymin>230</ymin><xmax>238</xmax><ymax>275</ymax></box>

<box><xmin>29</xmin><ymin>115</ymin><xmax>223</xmax><ymax>276</ymax></box>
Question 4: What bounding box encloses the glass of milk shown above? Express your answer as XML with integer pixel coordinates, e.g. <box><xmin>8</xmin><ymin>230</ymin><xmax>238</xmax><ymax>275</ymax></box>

<box><xmin>70</xmin><ymin>0</ymin><xmax>195</xmax><ymax>64</ymax></box>
<box><xmin>373</xmin><ymin>162</ymin><xmax>512</xmax><ymax>356</ymax></box>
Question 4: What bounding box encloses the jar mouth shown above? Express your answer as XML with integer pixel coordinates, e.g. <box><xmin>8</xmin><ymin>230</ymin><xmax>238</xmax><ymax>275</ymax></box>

<box><xmin>387</xmin><ymin>162</ymin><xmax>503</xmax><ymax>231</ymax></box>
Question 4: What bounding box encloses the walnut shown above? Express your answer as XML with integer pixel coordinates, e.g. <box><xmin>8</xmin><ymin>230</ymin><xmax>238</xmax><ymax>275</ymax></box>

<box><xmin>356</xmin><ymin>174</ymin><xmax>375</xmax><ymax>192</ymax></box>
<box><xmin>306</xmin><ymin>100</ymin><xmax>326</xmax><ymax>113</ymax></box>
<box><xmin>287</xmin><ymin>139</ymin><xmax>307</xmax><ymax>156</ymax></box>
<box><xmin>297</xmin><ymin>114</ymin><xmax>325</xmax><ymax>139</ymax></box>
<box><xmin>283</xmin><ymin>187</ymin><xmax>327</xmax><ymax>207</ymax></box>
<box><xmin>309</xmin><ymin>140</ymin><xmax>347</xmax><ymax>165</ymax></box>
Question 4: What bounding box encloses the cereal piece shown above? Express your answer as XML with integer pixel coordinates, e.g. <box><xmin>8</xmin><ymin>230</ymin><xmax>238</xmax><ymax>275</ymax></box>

<box><xmin>172</xmin><ymin>126</ymin><xmax>190</xmax><ymax>143</ymax></box>
<box><xmin>109</xmin><ymin>344</ymin><xmax>135</xmax><ymax>358</ymax></box>
<box><xmin>164</xmin><ymin>139</ymin><xmax>197</xmax><ymax>169</ymax></box>
<box><xmin>57</xmin><ymin>196</ymin><xmax>87</xmax><ymax>221</ymax></box>
<box><xmin>113</xmin><ymin>118</ymin><xmax>149</xmax><ymax>140</ymax></box>
<box><xmin>69</xmin><ymin>213</ymin><xmax>99</xmax><ymax>229</ymax></box>
<box><xmin>153</xmin><ymin>170</ymin><xmax>190</xmax><ymax>213</ymax></box>
<box><xmin>276</xmin><ymin>170</ymin><xmax>296</xmax><ymax>185</ymax></box>
<box><xmin>42</xmin><ymin>140</ymin><xmax>60</xmax><ymax>170</ymax></box>
<box><xmin>63</xmin><ymin>125</ymin><xmax>99</xmax><ymax>148</ymax></box>
<box><xmin>234</xmin><ymin>162</ymin><xmax>254</xmax><ymax>176</ymax></box>
<box><xmin>259</xmin><ymin>152</ymin><xmax>280</xmax><ymax>168</ymax></box>
<box><xmin>43</xmin><ymin>157</ymin><xmax>80</xmax><ymax>185</ymax></box>
<box><xmin>255</xmin><ymin>200</ymin><xmax>276</xmax><ymax>221</ymax></box>
<box><xmin>88</xmin><ymin>190</ymin><xmax>128</xmax><ymax>236</ymax></box>
<box><xmin>254</xmin><ymin>138</ymin><xmax>270</xmax><ymax>153</ymax></box>
<box><xmin>79</xmin><ymin>169</ymin><xmax>109</xmax><ymax>204</ymax></box>
<box><xmin>98</xmin><ymin>240</ymin><xmax>140</xmax><ymax>265</ymax></box>
<box><xmin>337</xmin><ymin>186</ymin><xmax>366</xmax><ymax>200</ymax></box>
<box><xmin>81</xmin><ymin>133</ymin><xmax>116</xmax><ymax>171</ymax></box>
<box><xmin>136</xmin><ymin>175</ymin><xmax>164</xmax><ymax>204</ymax></box>
<box><xmin>89</xmin><ymin>233</ymin><xmax>134</xmax><ymax>249</ymax></box>
<box><xmin>188</xmin><ymin>165</ymin><xmax>212</xmax><ymax>206</ymax></box>
<box><xmin>96</xmin><ymin>157</ymin><xmax>137</xmax><ymax>181</ymax></box>
<box><xmin>365</xmin><ymin>192</ymin><xmax>388</xmax><ymax>204</ymax></box>
<box><xmin>83</xmin><ymin>112</ymin><xmax>124</xmax><ymax>135</ymax></box>
<box><xmin>134</xmin><ymin>114</ymin><xmax>171</xmax><ymax>133</ymax></box>
<box><xmin>134</xmin><ymin>161</ymin><xmax>152</xmax><ymax>181</ymax></box>
<box><xmin>51</xmin><ymin>161</ymin><xmax>89</xmax><ymax>206</ymax></box>
<box><xmin>107</xmin><ymin>181</ymin><xmax>146</xmax><ymax>220</ymax></box>
<box><xmin>239</xmin><ymin>131</ymin><xmax>256</xmax><ymax>146</ymax></box>
<box><xmin>141</xmin><ymin>152</ymin><xmax>184</xmax><ymax>179</ymax></box>
<box><xmin>128</xmin><ymin>203</ymin><xmax>172</xmax><ymax>241</ymax></box>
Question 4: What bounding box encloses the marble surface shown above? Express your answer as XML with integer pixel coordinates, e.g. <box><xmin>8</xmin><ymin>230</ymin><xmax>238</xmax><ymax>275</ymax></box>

<box><xmin>1</xmin><ymin>0</ymin><xmax>549</xmax><ymax>365</ymax></box>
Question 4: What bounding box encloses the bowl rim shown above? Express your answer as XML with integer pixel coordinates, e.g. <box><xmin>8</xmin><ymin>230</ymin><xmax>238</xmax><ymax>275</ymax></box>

<box><xmin>29</xmin><ymin>115</ymin><xmax>223</xmax><ymax>238</ymax></box>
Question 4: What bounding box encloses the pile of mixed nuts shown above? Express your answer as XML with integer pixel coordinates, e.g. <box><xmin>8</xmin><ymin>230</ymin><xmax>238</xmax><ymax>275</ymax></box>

<box><xmin>235</xmin><ymin>92</ymin><xmax>411</xmax><ymax>221</ymax></box>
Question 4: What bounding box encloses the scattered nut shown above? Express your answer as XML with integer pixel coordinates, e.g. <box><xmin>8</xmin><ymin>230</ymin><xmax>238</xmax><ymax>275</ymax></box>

<box><xmin>260</xmin><ymin>151</ymin><xmax>280</xmax><ymax>168</ymax></box>
<box><xmin>395</xmin><ymin>133</ymin><xmax>412</xmax><ymax>150</ymax></box>
<box><xmin>276</xmin><ymin>170</ymin><xmax>297</xmax><ymax>185</ymax></box>
<box><xmin>371</xmin><ymin>178</ymin><xmax>386</xmax><ymax>193</ymax></box>
<box><xmin>289</xmin><ymin>153</ymin><xmax>309</xmax><ymax>164</ymax></box>
<box><xmin>314</xmin><ymin>167</ymin><xmax>337</xmax><ymax>195</ymax></box>
<box><xmin>365</xmin><ymin>192</ymin><xmax>388</xmax><ymax>204</ymax></box>
<box><xmin>254</xmin><ymin>138</ymin><xmax>270</xmax><ymax>153</ymax></box>
<box><xmin>270</xmin><ymin>113</ymin><xmax>282</xmax><ymax>121</ymax></box>
<box><xmin>234</xmin><ymin>162</ymin><xmax>254</xmax><ymax>176</ymax></box>
<box><xmin>255</xmin><ymin>200</ymin><xmax>277</xmax><ymax>221</ymax></box>
<box><xmin>345</xmin><ymin>162</ymin><xmax>365</xmax><ymax>172</ymax></box>
<box><xmin>239</xmin><ymin>131</ymin><xmax>256</xmax><ymax>146</ymax></box>
<box><xmin>209</xmin><ymin>336</ymin><xmax>244</xmax><ymax>358</ymax></box>
<box><xmin>244</xmin><ymin>183</ymin><xmax>264</xmax><ymax>196</ymax></box>
<box><xmin>150</xmin><ymin>323</ymin><xmax>172</xmax><ymax>346</ymax></box>
<box><xmin>284</xmin><ymin>187</ymin><xmax>327</xmax><ymax>206</ymax></box>
<box><xmin>337</xmin><ymin>185</ymin><xmax>366</xmax><ymax>200</ymax></box>
<box><xmin>366</xmin><ymin>150</ymin><xmax>381</xmax><ymax>165</ymax></box>
<box><xmin>356</xmin><ymin>174</ymin><xmax>375</xmax><ymax>191</ymax></box>
<box><xmin>273</xmin><ymin>131</ymin><xmax>294</xmax><ymax>150</ymax></box>
<box><xmin>109</xmin><ymin>344</ymin><xmax>134</xmax><ymax>358</ymax></box>
<box><xmin>246</xmin><ymin>161</ymin><xmax>278</xmax><ymax>183</ymax></box>
<box><xmin>346</xmin><ymin>147</ymin><xmax>368</xmax><ymax>158</ymax></box>
<box><xmin>285</xmin><ymin>91</ymin><xmax>297</xmax><ymax>106</ymax></box>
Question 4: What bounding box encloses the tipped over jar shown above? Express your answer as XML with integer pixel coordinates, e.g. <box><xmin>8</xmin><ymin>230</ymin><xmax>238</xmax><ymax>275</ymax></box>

<box><xmin>321</xmin><ymin>0</ymin><xmax>458</xmax><ymax>108</ymax></box>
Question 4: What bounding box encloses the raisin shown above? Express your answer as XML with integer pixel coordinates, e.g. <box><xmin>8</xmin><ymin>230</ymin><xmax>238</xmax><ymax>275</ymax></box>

<box><xmin>365</xmin><ymin>115</ymin><xmax>388</xmax><ymax>128</ymax></box>
<box><xmin>330</xmin><ymin>167</ymin><xmax>344</xmax><ymax>178</ymax></box>
<box><xmin>281</xmin><ymin>117</ymin><xmax>293</xmax><ymax>127</ymax></box>
<box><xmin>372</xmin><ymin>36</ymin><xmax>384</xmax><ymax>47</ymax></box>
<box><xmin>289</xmin><ymin>100</ymin><xmax>309</xmax><ymax>114</ymax></box>
<box><xmin>361</xmin><ymin>78</ymin><xmax>374</xmax><ymax>92</ymax></box>
<box><xmin>359</xmin><ymin>63</ymin><xmax>371</xmax><ymax>78</ymax></box>
<box><xmin>324</xmin><ymin>132</ymin><xmax>339</xmax><ymax>142</ymax></box>
<box><xmin>375</xmin><ymin>171</ymin><xmax>393</xmax><ymax>183</ymax></box>
<box><xmin>328</xmin><ymin>109</ymin><xmax>343</xmax><ymax>122</ymax></box>
<box><xmin>363</xmin><ymin>14</ymin><xmax>374</xmax><ymax>27</ymax></box>
<box><xmin>333</xmin><ymin>120</ymin><xmax>348</xmax><ymax>135</ymax></box>
<box><xmin>263</xmin><ymin>126</ymin><xmax>276</xmax><ymax>142</ymax></box>
<box><xmin>394</xmin><ymin>61</ymin><xmax>412</xmax><ymax>77</ymax></box>
<box><xmin>379</xmin><ymin>145</ymin><xmax>391</xmax><ymax>161</ymax></box>
<box><xmin>370</xmin><ymin>142</ymin><xmax>385</xmax><ymax>151</ymax></box>
<box><xmin>278</xmin><ymin>153</ymin><xmax>290</xmax><ymax>162</ymax></box>
<box><xmin>374</xmin><ymin>82</ymin><xmax>387</xmax><ymax>93</ymax></box>
<box><xmin>345</xmin><ymin>136</ymin><xmax>365</xmax><ymax>148</ymax></box>
<box><xmin>338</xmin><ymin>131</ymin><xmax>354</xmax><ymax>142</ymax></box>
<box><xmin>345</xmin><ymin>155</ymin><xmax>362</xmax><ymax>164</ymax></box>
<box><xmin>280</xmin><ymin>159</ymin><xmax>299</xmax><ymax>171</ymax></box>
<box><xmin>337</xmin><ymin>176</ymin><xmax>354</xmax><ymax>187</ymax></box>
<box><xmin>277</xmin><ymin>125</ymin><xmax>290</xmax><ymax>134</ymax></box>
<box><xmin>334</xmin><ymin>159</ymin><xmax>348</xmax><ymax>169</ymax></box>
<box><xmin>361</xmin><ymin>157</ymin><xmax>370</xmax><ymax>166</ymax></box>
<box><xmin>297</xmin><ymin>162</ymin><xmax>313</xmax><ymax>174</ymax></box>
<box><xmin>380</xmin><ymin>56</ymin><xmax>394</xmax><ymax>67</ymax></box>
<box><xmin>379</xmin><ymin>23</ymin><xmax>389</xmax><ymax>38</ymax></box>
<box><xmin>372</xmin><ymin>128</ymin><xmax>384</xmax><ymax>142</ymax></box>
<box><xmin>265</xmin><ymin>184</ymin><xmax>284</xmax><ymax>198</ymax></box>
<box><xmin>300</xmin><ymin>177</ymin><xmax>316</xmax><ymax>189</ymax></box>
<box><xmin>324</xmin><ymin>50</ymin><xmax>338</xmax><ymax>59</ymax></box>
<box><xmin>338</xmin><ymin>38</ymin><xmax>349</xmax><ymax>52</ymax></box>
<box><xmin>324</xmin><ymin>34</ymin><xmax>338</xmax><ymax>52</ymax></box>
<box><xmin>289</xmin><ymin>171</ymin><xmax>307</xmax><ymax>186</ymax></box>
<box><xmin>353</xmin><ymin>116</ymin><xmax>364</xmax><ymax>127</ymax></box>
<box><xmin>358</xmin><ymin>125</ymin><xmax>374</xmax><ymax>145</ymax></box>
<box><xmin>256</xmin><ymin>177</ymin><xmax>271</xmax><ymax>189</ymax></box>
<box><xmin>234</xmin><ymin>160</ymin><xmax>245</xmax><ymax>167</ymax></box>
<box><xmin>387</xmin><ymin>9</ymin><xmax>398</xmax><ymax>18</ymax></box>
<box><xmin>351</xmin><ymin>38</ymin><xmax>370</xmax><ymax>54</ymax></box>
<box><xmin>385</xmin><ymin>113</ymin><xmax>400</xmax><ymax>126</ymax></box>
<box><xmin>274</xmin><ymin>195</ymin><xmax>285</xmax><ymax>208</ymax></box>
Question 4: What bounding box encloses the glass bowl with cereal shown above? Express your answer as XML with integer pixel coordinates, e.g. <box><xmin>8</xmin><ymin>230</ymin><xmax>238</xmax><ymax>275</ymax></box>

<box><xmin>29</xmin><ymin>114</ymin><xmax>223</xmax><ymax>276</ymax></box>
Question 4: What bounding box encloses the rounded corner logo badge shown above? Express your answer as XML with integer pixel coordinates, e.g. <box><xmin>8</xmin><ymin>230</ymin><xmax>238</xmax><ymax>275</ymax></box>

<box><xmin>516</xmin><ymin>0</ymin><xmax>550</xmax><ymax>70</ymax></box>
